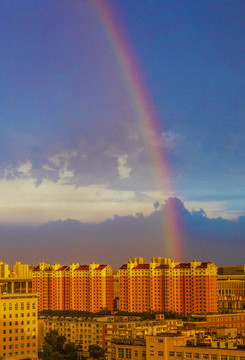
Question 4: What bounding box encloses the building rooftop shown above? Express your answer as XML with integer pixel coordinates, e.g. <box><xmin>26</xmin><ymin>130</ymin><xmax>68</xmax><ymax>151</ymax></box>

<box><xmin>132</xmin><ymin>264</ymin><xmax>150</xmax><ymax>270</ymax></box>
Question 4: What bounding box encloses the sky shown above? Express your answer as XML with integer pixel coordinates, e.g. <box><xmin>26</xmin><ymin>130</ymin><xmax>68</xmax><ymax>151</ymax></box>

<box><xmin>0</xmin><ymin>0</ymin><xmax>245</xmax><ymax>268</ymax></box>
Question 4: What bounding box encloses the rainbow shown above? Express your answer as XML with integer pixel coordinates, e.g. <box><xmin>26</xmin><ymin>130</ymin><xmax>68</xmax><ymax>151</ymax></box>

<box><xmin>91</xmin><ymin>0</ymin><xmax>184</xmax><ymax>261</ymax></box>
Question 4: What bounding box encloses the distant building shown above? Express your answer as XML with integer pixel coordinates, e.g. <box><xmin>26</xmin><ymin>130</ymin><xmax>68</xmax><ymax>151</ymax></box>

<box><xmin>0</xmin><ymin>262</ymin><xmax>10</xmax><ymax>278</ymax></box>
<box><xmin>218</xmin><ymin>266</ymin><xmax>245</xmax><ymax>297</ymax></box>
<box><xmin>12</xmin><ymin>262</ymin><xmax>30</xmax><ymax>278</ymax></box>
<box><xmin>218</xmin><ymin>295</ymin><xmax>245</xmax><ymax>311</ymax></box>
<box><xmin>186</xmin><ymin>312</ymin><xmax>245</xmax><ymax>334</ymax></box>
<box><xmin>118</xmin><ymin>257</ymin><xmax>217</xmax><ymax>314</ymax></box>
<box><xmin>218</xmin><ymin>266</ymin><xmax>245</xmax><ymax>275</ymax></box>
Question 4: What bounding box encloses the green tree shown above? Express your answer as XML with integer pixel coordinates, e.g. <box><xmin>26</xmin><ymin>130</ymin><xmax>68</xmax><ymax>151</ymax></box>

<box><xmin>64</xmin><ymin>342</ymin><xmax>78</xmax><ymax>360</ymax></box>
<box><xmin>39</xmin><ymin>329</ymin><xmax>78</xmax><ymax>360</ymax></box>
<box><xmin>89</xmin><ymin>344</ymin><xmax>106</xmax><ymax>360</ymax></box>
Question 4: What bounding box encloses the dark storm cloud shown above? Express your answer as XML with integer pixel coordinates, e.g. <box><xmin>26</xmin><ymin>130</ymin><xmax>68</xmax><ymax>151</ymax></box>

<box><xmin>1</xmin><ymin>198</ymin><xmax>244</xmax><ymax>270</ymax></box>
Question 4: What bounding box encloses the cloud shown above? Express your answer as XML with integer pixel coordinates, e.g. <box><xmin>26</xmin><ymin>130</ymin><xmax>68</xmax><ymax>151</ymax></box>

<box><xmin>0</xmin><ymin>198</ymin><xmax>245</xmax><ymax>270</ymax></box>
<box><xmin>17</xmin><ymin>161</ymin><xmax>32</xmax><ymax>176</ymax></box>
<box><xmin>0</xmin><ymin>177</ymin><xmax>161</xmax><ymax>224</ymax></box>
<box><xmin>117</xmin><ymin>154</ymin><xmax>131</xmax><ymax>179</ymax></box>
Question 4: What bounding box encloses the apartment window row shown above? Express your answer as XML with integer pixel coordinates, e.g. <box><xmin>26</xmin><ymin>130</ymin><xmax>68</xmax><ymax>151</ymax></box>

<box><xmin>2</xmin><ymin>302</ymin><xmax>36</xmax><ymax>311</ymax></box>
<box><xmin>170</xmin><ymin>352</ymin><xmax>240</xmax><ymax>360</ymax></box>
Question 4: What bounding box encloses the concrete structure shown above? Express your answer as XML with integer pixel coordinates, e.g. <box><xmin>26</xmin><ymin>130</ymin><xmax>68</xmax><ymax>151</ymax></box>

<box><xmin>112</xmin><ymin>330</ymin><xmax>245</xmax><ymax>360</ymax></box>
<box><xmin>186</xmin><ymin>312</ymin><xmax>245</xmax><ymax>334</ymax></box>
<box><xmin>118</xmin><ymin>258</ymin><xmax>217</xmax><ymax>314</ymax></box>
<box><xmin>218</xmin><ymin>275</ymin><xmax>245</xmax><ymax>297</ymax></box>
<box><xmin>12</xmin><ymin>262</ymin><xmax>30</xmax><ymax>278</ymax></box>
<box><xmin>0</xmin><ymin>278</ymin><xmax>32</xmax><ymax>295</ymax></box>
<box><xmin>32</xmin><ymin>262</ymin><xmax>114</xmax><ymax>312</ymax></box>
<box><xmin>111</xmin><ymin>338</ymin><xmax>146</xmax><ymax>360</ymax></box>
<box><xmin>218</xmin><ymin>266</ymin><xmax>245</xmax><ymax>275</ymax></box>
<box><xmin>0</xmin><ymin>262</ymin><xmax>10</xmax><ymax>278</ymax></box>
<box><xmin>0</xmin><ymin>293</ymin><xmax>38</xmax><ymax>359</ymax></box>
<box><xmin>218</xmin><ymin>296</ymin><xmax>245</xmax><ymax>311</ymax></box>
<box><xmin>38</xmin><ymin>311</ymin><xmax>179</xmax><ymax>359</ymax></box>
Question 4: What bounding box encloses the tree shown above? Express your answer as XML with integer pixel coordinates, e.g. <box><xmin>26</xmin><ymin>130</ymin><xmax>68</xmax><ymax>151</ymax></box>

<box><xmin>89</xmin><ymin>345</ymin><xmax>106</xmax><ymax>360</ymax></box>
<box><xmin>39</xmin><ymin>329</ymin><xmax>78</xmax><ymax>360</ymax></box>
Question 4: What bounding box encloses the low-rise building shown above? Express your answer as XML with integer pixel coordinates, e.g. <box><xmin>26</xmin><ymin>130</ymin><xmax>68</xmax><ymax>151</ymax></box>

<box><xmin>38</xmin><ymin>311</ymin><xmax>177</xmax><ymax>359</ymax></box>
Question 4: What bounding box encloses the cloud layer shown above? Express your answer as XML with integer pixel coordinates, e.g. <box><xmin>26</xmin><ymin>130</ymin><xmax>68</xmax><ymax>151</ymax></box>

<box><xmin>1</xmin><ymin>198</ymin><xmax>244</xmax><ymax>270</ymax></box>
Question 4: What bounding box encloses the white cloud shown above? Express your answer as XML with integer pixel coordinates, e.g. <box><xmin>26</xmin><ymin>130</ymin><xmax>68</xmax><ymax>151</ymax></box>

<box><xmin>48</xmin><ymin>151</ymin><xmax>77</xmax><ymax>167</ymax></box>
<box><xmin>183</xmin><ymin>199</ymin><xmax>236</xmax><ymax>219</ymax></box>
<box><xmin>17</xmin><ymin>161</ymin><xmax>32</xmax><ymax>176</ymax></box>
<box><xmin>0</xmin><ymin>177</ymin><xmax>158</xmax><ymax>224</ymax></box>
<box><xmin>117</xmin><ymin>154</ymin><xmax>131</xmax><ymax>179</ymax></box>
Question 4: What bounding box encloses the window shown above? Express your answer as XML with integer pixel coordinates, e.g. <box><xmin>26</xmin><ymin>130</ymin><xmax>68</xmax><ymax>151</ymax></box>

<box><xmin>126</xmin><ymin>348</ymin><xmax>131</xmax><ymax>359</ymax></box>
<box><xmin>169</xmin><ymin>352</ymin><xmax>175</xmax><ymax>357</ymax></box>
<box><xmin>186</xmin><ymin>354</ymin><xmax>192</xmax><ymax>359</ymax></box>
<box><xmin>158</xmin><ymin>351</ymin><xmax>164</xmax><ymax>356</ymax></box>
<box><xmin>118</xmin><ymin>348</ymin><xmax>124</xmax><ymax>359</ymax></box>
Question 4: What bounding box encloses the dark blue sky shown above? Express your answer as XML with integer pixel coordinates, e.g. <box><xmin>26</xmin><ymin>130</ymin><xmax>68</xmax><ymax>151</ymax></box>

<box><xmin>0</xmin><ymin>0</ymin><xmax>244</xmax><ymax>265</ymax></box>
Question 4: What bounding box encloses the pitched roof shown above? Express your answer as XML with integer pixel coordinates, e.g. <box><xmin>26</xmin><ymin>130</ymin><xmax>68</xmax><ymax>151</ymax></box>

<box><xmin>94</xmin><ymin>265</ymin><xmax>107</xmax><ymax>271</ymax></box>
<box><xmin>119</xmin><ymin>264</ymin><xmax>127</xmax><ymax>270</ymax></box>
<box><xmin>132</xmin><ymin>264</ymin><xmax>150</xmax><ymax>270</ymax></box>
<box><xmin>155</xmin><ymin>264</ymin><xmax>170</xmax><ymax>270</ymax></box>
<box><xmin>173</xmin><ymin>263</ymin><xmax>191</xmax><ymax>269</ymax></box>
<box><xmin>74</xmin><ymin>265</ymin><xmax>89</xmax><ymax>271</ymax></box>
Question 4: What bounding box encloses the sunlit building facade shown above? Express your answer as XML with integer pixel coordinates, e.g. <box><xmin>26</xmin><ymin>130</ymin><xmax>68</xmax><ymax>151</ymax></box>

<box><xmin>32</xmin><ymin>263</ymin><xmax>114</xmax><ymax>312</ymax></box>
<box><xmin>0</xmin><ymin>293</ymin><xmax>38</xmax><ymax>359</ymax></box>
<box><xmin>118</xmin><ymin>258</ymin><xmax>217</xmax><ymax>314</ymax></box>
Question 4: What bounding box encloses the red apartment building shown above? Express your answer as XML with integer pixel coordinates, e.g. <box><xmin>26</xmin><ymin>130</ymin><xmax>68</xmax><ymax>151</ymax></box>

<box><xmin>118</xmin><ymin>257</ymin><xmax>217</xmax><ymax>314</ymax></box>
<box><xmin>32</xmin><ymin>263</ymin><xmax>113</xmax><ymax>312</ymax></box>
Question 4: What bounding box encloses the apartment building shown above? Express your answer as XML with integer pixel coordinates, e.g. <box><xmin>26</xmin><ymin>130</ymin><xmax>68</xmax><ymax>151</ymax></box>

<box><xmin>32</xmin><ymin>262</ymin><xmax>114</xmax><ymax>312</ymax></box>
<box><xmin>189</xmin><ymin>313</ymin><xmax>245</xmax><ymax>334</ymax></box>
<box><xmin>145</xmin><ymin>332</ymin><xmax>245</xmax><ymax>360</ymax></box>
<box><xmin>0</xmin><ymin>293</ymin><xmax>38</xmax><ymax>360</ymax></box>
<box><xmin>118</xmin><ymin>257</ymin><xmax>217</xmax><ymax>314</ymax></box>
<box><xmin>0</xmin><ymin>262</ymin><xmax>10</xmax><ymax>278</ymax></box>
<box><xmin>12</xmin><ymin>262</ymin><xmax>30</xmax><ymax>278</ymax></box>
<box><xmin>112</xmin><ymin>331</ymin><xmax>245</xmax><ymax>360</ymax></box>
<box><xmin>39</xmin><ymin>312</ymin><xmax>177</xmax><ymax>358</ymax></box>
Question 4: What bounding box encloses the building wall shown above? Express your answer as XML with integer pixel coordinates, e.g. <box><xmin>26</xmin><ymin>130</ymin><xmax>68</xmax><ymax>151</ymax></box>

<box><xmin>111</xmin><ymin>340</ymin><xmax>146</xmax><ymax>360</ymax></box>
<box><xmin>32</xmin><ymin>263</ymin><xmax>114</xmax><ymax>312</ymax></box>
<box><xmin>40</xmin><ymin>315</ymin><xmax>119</xmax><ymax>354</ymax></box>
<box><xmin>12</xmin><ymin>262</ymin><xmax>30</xmax><ymax>278</ymax></box>
<box><xmin>193</xmin><ymin>312</ymin><xmax>245</xmax><ymax>333</ymax></box>
<box><xmin>218</xmin><ymin>276</ymin><xmax>245</xmax><ymax>297</ymax></box>
<box><xmin>145</xmin><ymin>334</ymin><xmax>245</xmax><ymax>360</ymax></box>
<box><xmin>118</xmin><ymin>258</ymin><xmax>217</xmax><ymax>315</ymax></box>
<box><xmin>0</xmin><ymin>293</ymin><xmax>38</xmax><ymax>360</ymax></box>
<box><xmin>0</xmin><ymin>262</ymin><xmax>10</xmax><ymax>278</ymax></box>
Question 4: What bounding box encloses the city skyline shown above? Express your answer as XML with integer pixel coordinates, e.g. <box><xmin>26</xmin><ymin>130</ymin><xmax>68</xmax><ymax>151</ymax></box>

<box><xmin>0</xmin><ymin>1</ymin><xmax>245</xmax><ymax>266</ymax></box>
